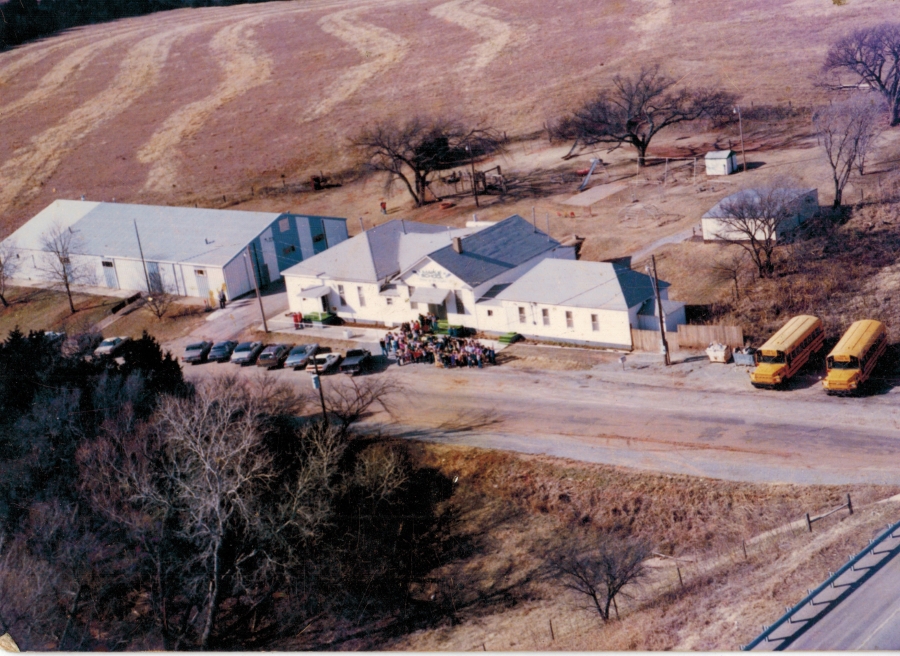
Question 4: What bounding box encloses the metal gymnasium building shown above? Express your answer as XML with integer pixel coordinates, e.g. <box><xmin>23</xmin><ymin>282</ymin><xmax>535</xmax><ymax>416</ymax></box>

<box><xmin>3</xmin><ymin>200</ymin><xmax>348</xmax><ymax>303</ymax></box>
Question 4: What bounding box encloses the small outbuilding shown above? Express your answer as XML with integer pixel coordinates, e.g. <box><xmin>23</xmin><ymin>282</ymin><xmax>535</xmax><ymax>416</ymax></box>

<box><xmin>3</xmin><ymin>200</ymin><xmax>348</xmax><ymax>303</ymax></box>
<box><xmin>701</xmin><ymin>188</ymin><xmax>819</xmax><ymax>242</ymax></box>
<box><xmin>705</xmin><ymin>150</ymin><xmax>739</xmax><ymax>176</ymax></box>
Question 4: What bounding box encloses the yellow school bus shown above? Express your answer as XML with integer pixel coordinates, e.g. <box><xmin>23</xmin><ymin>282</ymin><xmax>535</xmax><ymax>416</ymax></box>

<box><xmin>823</xmin><ymin>320</ymin><xmax>887</xmax><ymax>394</ymax></box>
<box><xmin>750</xmin><ymin>315</ymin><xmax>824</xmax><ymax>388</ymax></box>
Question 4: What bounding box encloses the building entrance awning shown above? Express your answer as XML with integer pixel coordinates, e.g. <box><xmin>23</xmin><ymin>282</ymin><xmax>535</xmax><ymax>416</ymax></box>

<box><xmin>410</xmin><ymin>287</ymin><xmax>450</xmax><ymax>305</ymax></box>
<box><xmin>298</xmin><ymin>285</ymin><xmax>331</xmax><ymax>298</ymax></box>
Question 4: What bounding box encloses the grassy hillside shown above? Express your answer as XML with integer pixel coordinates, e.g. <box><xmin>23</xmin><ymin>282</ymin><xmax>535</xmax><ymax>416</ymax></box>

<box><xmin>0</xmin><ymin>0</ymin><xmax>898</xmax><ymax>233</ymax></box>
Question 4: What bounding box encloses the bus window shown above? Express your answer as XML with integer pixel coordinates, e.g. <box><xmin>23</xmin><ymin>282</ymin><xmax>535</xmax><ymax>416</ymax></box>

<box><xmin>757</xmin><ymin>352</ymin><xmax>785</xmax><ymax>364</ymax></box>
<box><xmin>828</xmin><ymin>357</ymin><xmax>859</xmax><ymax>370</ymax></box>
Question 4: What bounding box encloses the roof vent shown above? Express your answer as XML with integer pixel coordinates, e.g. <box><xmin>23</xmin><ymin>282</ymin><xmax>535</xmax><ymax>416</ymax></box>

<box><xmin>452</xmin><ymin>236</ymin><xmax>463</xmax><ymax>254</ymax></box>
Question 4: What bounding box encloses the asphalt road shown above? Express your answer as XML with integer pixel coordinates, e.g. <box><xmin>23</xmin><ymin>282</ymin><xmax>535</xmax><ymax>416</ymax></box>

<box><xmin>179</xmin><ymin>351</ymin><xmax>900</xmax><ymax>485</ymax></box>
<box><xmin>783</xmin><ymin>529</ymin><xmax>900</xmax><ymax>650</ymax></box>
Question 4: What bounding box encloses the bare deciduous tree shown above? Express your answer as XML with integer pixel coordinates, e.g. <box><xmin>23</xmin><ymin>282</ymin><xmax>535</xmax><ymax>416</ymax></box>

<box><xmin>824</xmin><ymin>23</ymin><xmax>900</xmax><ymax>126</ymax></box>
<box><xmin>813</xmin><ymin>95</ymin><xmax>887</xmax><ymax>207</ymax></box>
<box><xmin>142</xmin><ymin>270</ymin><xmax>178</xmax><ymax>320</ymax></box>
<box><xmin>549</xmin><ymin>533</ymin><xmax>652</xmax><ymax>622</ymax></box>
<box><xmin>353</xmin><ymin>116</ymin><xmax>504</xmax><ymax>207</ymax></box>
<box><xmin>38</xmin><ymin>225</ymin><xmax>93</xmax><ymax>314</ymax></box>
<box><xmin>553</xmin><ymin>65</ymin><xmax>736</xmax><ymax>164</ymax></box>
<box><xmin>710</xmin><ymin>248</ymin><xmax>750</xmax><ymax>301</ymax></box>
<box><xmin>324</xmin><ymin>376</ymin><xmax>405</xmax><ymax>432</ymax></box>
<box><xmin>711</xmin><ymin>183</ymin><xmax>801</xmax><ymax>279</ymax></box>
<box><xmin>0</xmin><ymin>242</ymin><xmax>19</xmax><ymax>308</ymax></box>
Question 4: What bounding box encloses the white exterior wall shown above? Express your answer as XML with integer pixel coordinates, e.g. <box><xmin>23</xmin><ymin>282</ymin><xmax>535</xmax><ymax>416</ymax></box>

<box><xmin>703</xmin><ymin>190</ymin><xmax>819</xmax><ymax>241</ymax></box>
<box><xmin>223</xmin><ymin>255</ymin><xmax>254</xmax><ymax>300</ymax></box>
<box><xmin>474</xmin><ymin>302</ymin><xmax>508</xmax><ymax>333</ymax></box>
<box><xmin>705</xmin><ymin>153</ymin><xmax>737</xmax><ymax>176</ymax></box>
<box><xmin>499</xmin><ymin>302</ymin><xmax>631</xmax><ymax>347</ymax></box>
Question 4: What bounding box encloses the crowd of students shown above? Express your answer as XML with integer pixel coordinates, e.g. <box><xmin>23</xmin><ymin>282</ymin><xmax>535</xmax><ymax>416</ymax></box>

<box><xmin>380</xmin><ymin>317</ymin><xmax>497</xmax><ymax>369</ymax></box>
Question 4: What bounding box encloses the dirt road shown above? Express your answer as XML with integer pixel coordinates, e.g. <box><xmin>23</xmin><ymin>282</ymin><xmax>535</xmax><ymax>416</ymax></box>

<box><xmin>174</xmin><ymin>333</ymin><xmax>900</xmax><ymax>486</ymax></box>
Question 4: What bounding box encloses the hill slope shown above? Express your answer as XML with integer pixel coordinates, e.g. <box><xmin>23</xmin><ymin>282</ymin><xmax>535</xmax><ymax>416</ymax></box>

<box><xmin>0</xmin><ymin>0</ymin><xmax>897</xmax><ymax>232</ymax></box>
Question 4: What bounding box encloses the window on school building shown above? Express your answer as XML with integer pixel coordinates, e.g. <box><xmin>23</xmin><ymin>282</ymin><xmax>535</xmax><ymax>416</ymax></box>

<box><xmin>487</xmin><ymin>309</ymin><xmax>493</xmax><ymax>316</ymax></box>
<box><xmin>542</xmin><ymin>308</ymin><xmax>550</xmax><ymax>326</ymax></box>
<box><xmin>455</xmin><ymin>294</ymin><xmax>466</xmax><ymax>315</ymax></box>
<box><xmin>518</xmin><ymin>307</ymin><xmax>526</xmax><ymax>324</ymax></box>
<box><xmin>337</xmin><ymin>284</ymin><xmax>347</xmax><ymax>306</ymax></box>
<box><xmin>591</xmin><ymin>314</ymin><xmax>599</xmax><ymax>331</ymax></box>
<box><xmin>386</xmin><ymin>297</ymin><xmax>393</xmax><ymax>306</ymax></box>
<box><xmin>566</xmin><ymin>311</ymin><xmax>574</xmax><ymax>329</ymax></box>
<box><xmin>357</xmin><ymin>286</ymin><xmax>366</xmax><ymax>307</ymax></box>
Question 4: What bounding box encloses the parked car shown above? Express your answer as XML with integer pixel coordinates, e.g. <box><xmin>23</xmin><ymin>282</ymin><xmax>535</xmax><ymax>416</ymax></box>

<box><xmin>306</xmin><ymin>352</ymin><xmax>342</xmax><ymax>374</ymax></box>
<box><xmin>339</xmin><ymin>348</ymin><xmax>372</xmax><ymax>375</ymax></box>
<box><xmin>230</xmin><ymin>341</ymin><xmax>264</xmax><ymax>366</ymax></box>
<box><xmin>94</xmin><ymin>336</ymin><xmax>131</xmax><ymax>358</ymax></box>
<box><xmin>285</xmin><ymin>343</ymin><xmax>319</xmax><ymax>370</ymax></box>
<box><xmin>257</xmin><ymin>344</ymin><xmax>290</xmax><ymax>369</ymax></box>
<box><xmin>208</xmin><ymin>340</ymin><xmax>238</xmax><ymax>363</ymax></box>
<box><xmin>182</xmin><ymin>341</ymin><xmax>213</xmax><ymax>364</ymax></box>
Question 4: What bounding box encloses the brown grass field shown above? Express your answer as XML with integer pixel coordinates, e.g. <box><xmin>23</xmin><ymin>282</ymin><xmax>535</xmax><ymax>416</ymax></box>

<box><xmin>2</xmin><ymin>0</ymin><xmax>900</xmax><ymax>240</ymax></box>
<box><xmin>334</xmin><ymin>443</ymin><xmax>900</xmax><ymax>651</ymax></box>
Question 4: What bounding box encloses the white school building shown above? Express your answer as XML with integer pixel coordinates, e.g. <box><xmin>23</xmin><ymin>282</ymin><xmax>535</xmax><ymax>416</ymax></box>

<box><xmin>284</xmin><ymin>215</ymin><xmax>685</xmax><ymax>349</ymax></box>
<box><xmin>2</xmin><ymin>200</ymin><xmax>348</xmax><ymax>304</ymax></box>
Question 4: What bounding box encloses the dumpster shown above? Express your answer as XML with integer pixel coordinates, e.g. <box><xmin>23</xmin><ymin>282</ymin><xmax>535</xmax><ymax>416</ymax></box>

<box><xmin>706</xmin><ymin>342</ymin><xmax>732</xmax><ymax>363</ymax></box>
<box><xmin>733</xmin><ymin>347</ymin><xmax>756</xmax><ymax>366</ymax></box>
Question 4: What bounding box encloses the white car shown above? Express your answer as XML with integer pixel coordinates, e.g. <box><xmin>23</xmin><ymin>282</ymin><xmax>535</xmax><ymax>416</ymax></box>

<box><xmin>305</xmin><ymin>352</ymin><xmax>342</xmax><ymax>374</ymax></box>
<box><xmin>93</xmin><ymin>336</ymin><xmax>131</xmax><ymax>358</ymax></box>
<box><xmin>230</xmin><ymin>341</ymin><xmax>263</xmax><ymax>365</ymax></box>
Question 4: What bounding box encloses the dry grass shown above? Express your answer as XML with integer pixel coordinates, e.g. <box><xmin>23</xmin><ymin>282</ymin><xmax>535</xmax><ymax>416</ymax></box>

<box><xmin>1</xmin><ymin>0</ymin><xmax>896</xmax><ymax>230</ymax></box>
<box><xmin>106</xmin><ymin>299</ymin><xmax>209</xmax><ymax>341</ymax></box>
<box><xmin>0</xmin><ymin>286</ymin><xmax>119</xmax><ymax>337</ymax></box>
<box><xmin>382</xmin><ymin>442</ymin><xmax>900</xmax><ymax>651</ymax></box>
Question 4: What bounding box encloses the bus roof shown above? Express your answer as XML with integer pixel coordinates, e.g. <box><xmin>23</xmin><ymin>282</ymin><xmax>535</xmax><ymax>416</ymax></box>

<box><xmin>759</xmin><ymin>315</ymin><xmax>821</xmax><ymax>353</ymax></box>
<box><xmin>828</xmin><ymin>320</ymin><xmax>885</xmax><ymax>359</ymax></box>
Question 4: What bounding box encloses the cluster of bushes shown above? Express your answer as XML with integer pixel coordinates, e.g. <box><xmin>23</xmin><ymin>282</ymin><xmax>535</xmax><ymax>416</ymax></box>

<box><xmin>0</xmin><ymin>0</ymin><xmax>281</xmax><ymax>51</ymax></box>
<box><xmin>0</xmin><ymin>328</ymin><xmax>460</xmax><ymax>650</ymax></box>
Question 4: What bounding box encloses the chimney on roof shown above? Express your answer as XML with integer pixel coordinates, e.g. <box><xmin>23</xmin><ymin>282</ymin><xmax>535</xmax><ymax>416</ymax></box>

<box><xmin>452</xmin><ymin>236</ymin><xmax>463</xmax><ymax>254</ymax></box>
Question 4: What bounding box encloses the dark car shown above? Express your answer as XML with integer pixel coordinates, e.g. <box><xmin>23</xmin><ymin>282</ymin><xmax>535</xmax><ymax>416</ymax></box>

<box><xmin>230</xmin><ymin>341</ymin><xmax>264</xmax><ymax>366</ymax></box>
<box><xmin>285</xmin><ymin>343</ymin><xmax>319</xmax><ymax>370</ymax></box>
<box><xmin>339</xmin><ymin>349</ymin><xmax>372</xmax><ymax>375</ymax></box>
<box><xmin>182</xmin><ymin>341</ymin><xmax>213</xmax><ymax>364</ymax></box>
<box><xmin>257</xmin><ymin>344</ymin><xmax>290</xmax><ymax>369</ymax></box>
<box><xmin>93</xmin><ymin>336</ymin><xmax>131</xmax><ymax>358</ymax></box>
<box><xmin>207</xmin><ymin>340</ymin><xmax>238</xmax><ymax>363</ymax></box>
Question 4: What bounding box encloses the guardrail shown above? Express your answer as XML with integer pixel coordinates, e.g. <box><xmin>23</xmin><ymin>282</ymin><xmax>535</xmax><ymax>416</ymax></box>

<box><xmin>741</xmin><ymin>517</ymin><xmax>900</xmax><ymax>651</ymax></box>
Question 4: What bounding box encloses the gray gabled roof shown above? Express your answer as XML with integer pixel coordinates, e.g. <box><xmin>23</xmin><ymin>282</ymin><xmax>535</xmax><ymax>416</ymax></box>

<box><xmin>428</xmin><ymin>215</ymin><xmax>561</xmax><ymax>287</ymax></box>
<box><xmin>6</xmin><ymin>200</ymin><xmax>286</xmax><ymax>267</ymax></box>
<box><xmin>705</xmin><ymin>150</ymin><xmax>736</xmax><ymax>160</ymax></box>
<box><xmin>282</xmin><ymin>219</ymin><xmax>466</xmax><ymax>283</ymax></box>
<box><xmin>703</xmin><ymin>188</ymin><xmax>816</xmax><ymax>219</ymax></box>
<box><xmin>492</xmin><ymin>259</ymin><xmax>666</xmax><ymax>310</ymax></box>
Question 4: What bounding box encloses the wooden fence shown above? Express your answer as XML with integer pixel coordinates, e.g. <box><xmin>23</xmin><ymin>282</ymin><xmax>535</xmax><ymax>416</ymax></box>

<box><xmin>631</xmin><ymin>324</ymin><xmax>744</xmax><ymax>352</ymax></box>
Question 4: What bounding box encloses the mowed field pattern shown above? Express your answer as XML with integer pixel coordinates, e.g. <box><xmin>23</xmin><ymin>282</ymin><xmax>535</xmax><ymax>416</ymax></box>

<box><xmin>0</xmin><ymin>0</ymin><xmax>898</xmax><ymax>234</ymax></box>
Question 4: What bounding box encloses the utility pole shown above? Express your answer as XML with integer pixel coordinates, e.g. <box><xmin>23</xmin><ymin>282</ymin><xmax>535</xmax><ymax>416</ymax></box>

<box><xmin>312</xmin><ymin>356</ymin><xmax>328</xmax><ymax>425</ymax></box>
<box><xmin>133</xmin><ymin>219</ymin><xmax>151</xmax><ymax>293</ymax></box>
<box><xmin>647</xmin><ymin>254</ymin><xmax>670</xmax><ymax>365</ymax></box>
<box><xmin>734</xmin><ymin>105</ymin><xmax>747</xmax><ymax>173</ymax></box>
<box><xmin>467</xmin><ymin>144</ymin><xmax>480</xmax><ymax>208</ymax></box>
<box><xmin>244</xmin><ymin>244</ymin><xmax>268</xmax><ymax>333</ymax></box>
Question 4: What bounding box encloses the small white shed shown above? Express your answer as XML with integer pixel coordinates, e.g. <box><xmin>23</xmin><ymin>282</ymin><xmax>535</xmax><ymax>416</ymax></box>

<box><xmin>705</xmin><ymin>150</ymin><xmax>739</xmax><ymax>176</ymax></box>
